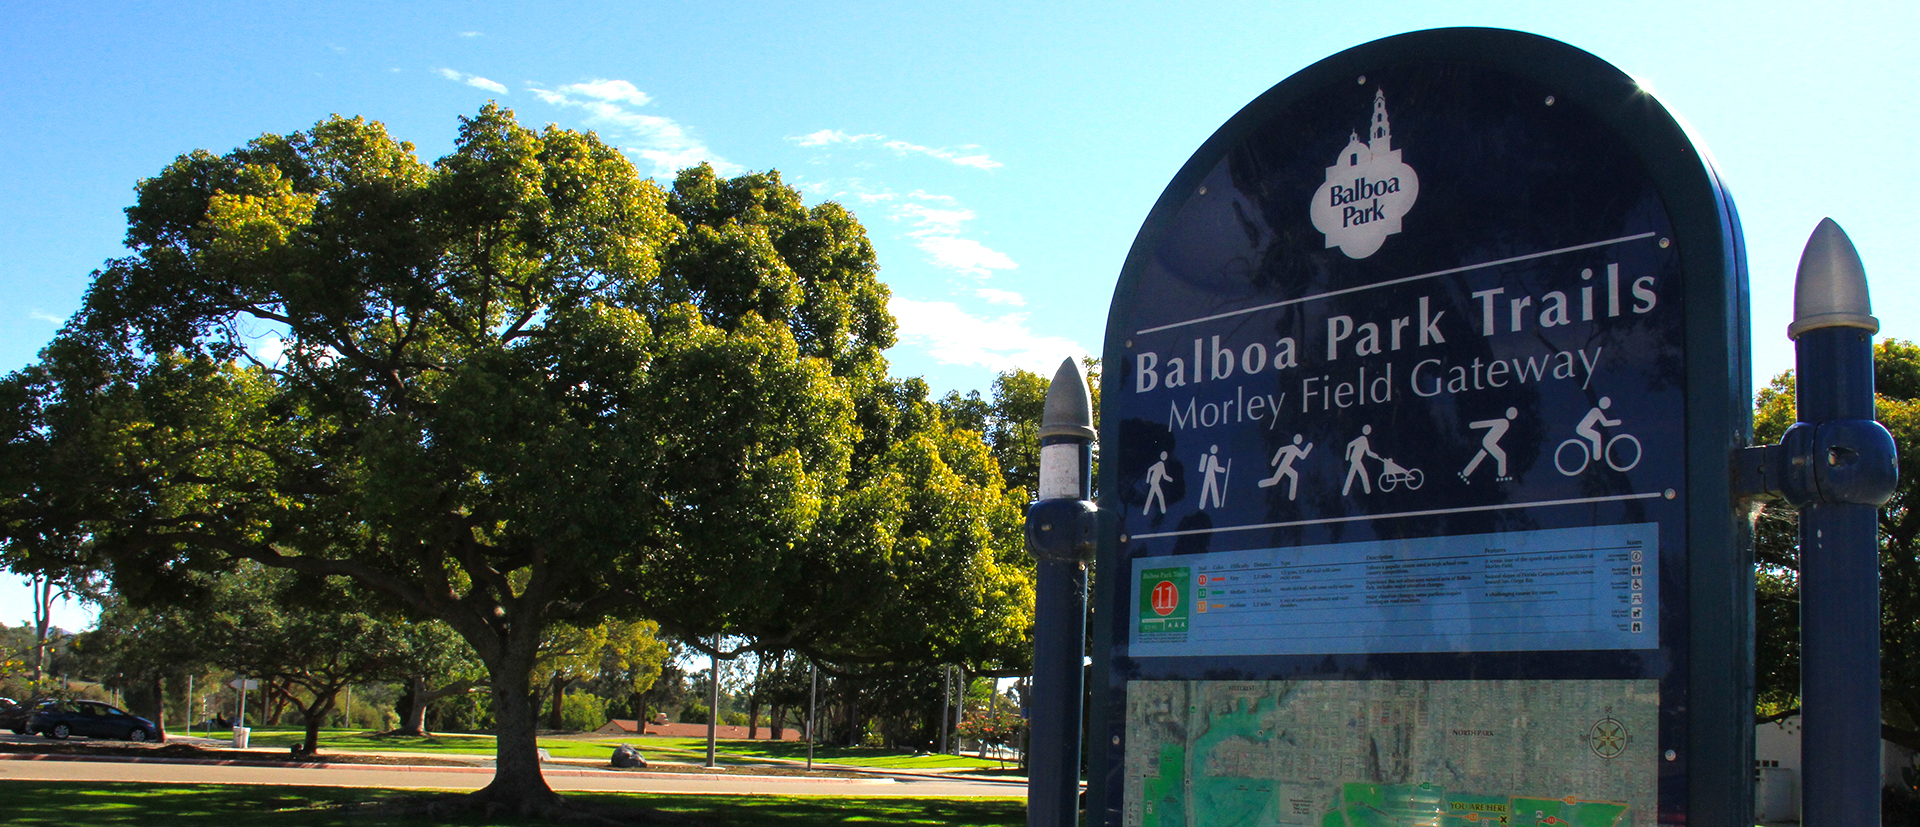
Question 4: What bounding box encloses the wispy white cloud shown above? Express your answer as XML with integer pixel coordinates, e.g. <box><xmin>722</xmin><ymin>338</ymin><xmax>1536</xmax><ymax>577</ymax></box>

<box><xmin>436</xmin><ymin>68</ymin><xmax>507</xmax><ymax>95</ymax></box>
<box><xmin>794</xmin><ymin>129</ymin><xmax>884</xmax><ymax>148</ymax></box>
<box><xmin>29</xmin><ymin>309</ymin><xmax>62</xmax><ymax>325</ymax></box>
<box><xmin>889</xmin><ymin>298</ymin><xmax>1082</xmax><ymax>374</ymax></box>
<box><xmin>459</xmin><ymin>31</ymin><xmax>483</xmax><ymax>37</ymax></box>
<box><xmin>974</xmin><ymin>288</ymin><xmax>1027</xmax><ymax>306</ymax></box>
<box><xmin>894</xmin><ymin>203</ymin><xmax>975</xmax><ymax>237</ymax></box>
<box><xmin>882</xmin><ymin>139</ymin><xmax>1002</xmax><ymax>170</ymax></box>
<box><xmin>557</xmin><ymin>79</ymin><xmax>652</xmax><ymax>107</ymax></box>
<box><xmin>787</xmin><ymin>130</ymin><xmax>1002</xmax><ymax>171</ymax></box>
<box><xmin>528</xmin><ymin>78</ymin><xmax>733</xmax><ymax>178</ymax></box>
<box><xmin>887</xmin><ymin>196</ymin><xmax>1016</xmax><ymax>279</ymax></box>
<box><xmin>917</xmin><ymin>237</ymin><xmax>1017</xmax><ymax>278</ymax></box>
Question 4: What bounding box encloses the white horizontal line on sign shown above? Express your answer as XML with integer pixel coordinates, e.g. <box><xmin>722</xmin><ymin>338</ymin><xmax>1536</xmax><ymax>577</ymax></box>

<box><xmin>1128</xmin><ymin>491</ymin><xmax>1667</xmax><ymax>540</ymax></box>
<box><xmin>1134</xmin><ymin>232</ymin><xmax>1658</xmax><ymax>335</ymax></box>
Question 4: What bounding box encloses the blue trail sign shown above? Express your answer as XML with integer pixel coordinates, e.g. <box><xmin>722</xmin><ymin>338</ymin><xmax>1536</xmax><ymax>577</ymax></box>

<box><xmin>1088</xmin><ymin>28</ymin><xmax>1751</xmax><ymax>827</ymax></box>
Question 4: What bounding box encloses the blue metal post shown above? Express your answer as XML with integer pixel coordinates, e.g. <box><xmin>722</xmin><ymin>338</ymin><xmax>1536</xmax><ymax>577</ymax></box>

<box><xmin>1788</xmin><ymin>219</ymin><xmax>1896</xmax><ymax>827</ymax></box>
<box><xmin>1026</xmin><ymin>358</ymin><xmax>1098</xmax><ymax>827</ymax></box>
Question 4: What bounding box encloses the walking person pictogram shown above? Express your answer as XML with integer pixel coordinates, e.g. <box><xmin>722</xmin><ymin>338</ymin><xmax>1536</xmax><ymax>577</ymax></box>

<box><xmin>1142</xmin><ymin>451</ymin><xmax>1171</xmax><ymax>515</ymax></box>
<box><xmin>1198</xmin><ymin>445</ymin><xmax>1231</xmax><ymax>509</ymax></box>
<box><xmin>1258</xmin><ymin>434</ymin><xmax>1314</xmax><ymax>500</ymax></box>
<box><xmin>1343</xmin><ymin>426</ymin><xmax>1382</xmax><ymax>495</ymax></box>
<box><xmin>1459</xmin><ymin>407</ymin><xmax>1518</xmax><ymax>484</ymax></box>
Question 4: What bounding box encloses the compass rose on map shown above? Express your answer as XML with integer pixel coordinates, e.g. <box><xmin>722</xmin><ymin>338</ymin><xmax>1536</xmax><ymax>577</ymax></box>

<box><xmin>1583</xmin><ymin>708</ymin><xmax>1629</xmax><ymax>759</ymax></box>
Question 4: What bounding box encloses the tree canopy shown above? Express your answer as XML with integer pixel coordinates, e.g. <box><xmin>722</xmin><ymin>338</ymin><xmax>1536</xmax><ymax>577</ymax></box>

<box><xmin>1753</xmin><ymin>339</ymin><xmax>1920</xmax><ymax>750</ymax></box>
<box><xmin>0</xmin><ymin>105</ymin><xmax>1032</xmax><ymax>813</ymax></box>
<box><xmin>0</xmin><ymin>103</ymin><xmax>1052</xmax><ymax>817</ymax></box>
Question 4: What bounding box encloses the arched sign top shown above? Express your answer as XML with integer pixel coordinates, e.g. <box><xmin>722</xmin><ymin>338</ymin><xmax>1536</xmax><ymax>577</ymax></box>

<box><xmin>1089</xmin><ymin>28</ymin><xmax>1750</xmax><ymax>827</ymax></box>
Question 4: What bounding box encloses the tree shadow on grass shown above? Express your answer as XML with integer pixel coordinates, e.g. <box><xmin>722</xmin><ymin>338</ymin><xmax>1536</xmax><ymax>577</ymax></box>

<box><xmin>0</xmin><ymin>782</ymin><xmax>1026</xmax><ymax>826</ymax></box>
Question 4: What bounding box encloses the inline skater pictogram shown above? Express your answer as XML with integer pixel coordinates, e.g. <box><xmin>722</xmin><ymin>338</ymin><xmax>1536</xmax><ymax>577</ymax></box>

<box><xmin>1459</xmin><ymin>407</ymin><xmax>1517</xmax><ymax>484</ymax></box>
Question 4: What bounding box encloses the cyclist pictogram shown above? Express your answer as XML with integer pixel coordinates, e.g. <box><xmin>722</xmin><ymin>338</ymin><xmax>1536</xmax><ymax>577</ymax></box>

<box><xmin>1555</xmin><ymin>397</ymin><xmax>1642</xmax><ymax>476</ymax></box>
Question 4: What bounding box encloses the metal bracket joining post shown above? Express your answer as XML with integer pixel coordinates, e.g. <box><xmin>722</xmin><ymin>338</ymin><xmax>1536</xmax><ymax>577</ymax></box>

<box><xmin>1737</xmin><ymin>218</ymin><xmax>1897</xmax><ymax>827</ymax></box>
<box><xmin>1736</xmin><ymin>420</ymin><xmax>1897</xmax><ymax>507</ymax></box>
<box><xmin>1026</xmin><ymin>357</ymin><xmax>1098</xmax><ymax>827</ymax></box>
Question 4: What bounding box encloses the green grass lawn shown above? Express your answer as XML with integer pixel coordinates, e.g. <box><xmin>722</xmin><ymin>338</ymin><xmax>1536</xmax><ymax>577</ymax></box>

<box><xmin>234</xmin><ymin>726</ymin><xmax>1017</xmax><ymax>772</ymax></box>
<box><xmin>0</xmin><ymin>781</ymin><xmax>1024</xmax><ymax>826</ymax></box>
<box><xmin>617</xmin><ymin>736</ymin><xmax>1009</xmax><ymax>771</ymax></box>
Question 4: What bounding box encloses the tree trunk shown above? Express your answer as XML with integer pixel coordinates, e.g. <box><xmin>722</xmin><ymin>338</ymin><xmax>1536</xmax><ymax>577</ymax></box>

<box><xmin>473</xmin><ymin>659</ymin><xmax>561</xmax><ymax>814</ymax></box>
<box><xmin>151</xmin><ymin>674</ymin><xmax>166</xmax><ymax>737</ymax></box>
<box><xmin>847</xmin><ymin>692</ymin><xmax>859</xmax><ymax>747</ymax></box>
<box><xmin>403</xmin><ymin>677</ymin><xmax>430</xmax><ymax>736</ymax></box>
<box><xmin>31</xmin><ymin>575</ymin><xmax>51</xmax><ymax>690</ymax></box>
<box><xmin>266</xmin><ymin>681</ymin><xmax>288</xmax><ymax>726</ymax></box>
<box><xmin>299</xmin><ymin>691</ymin><xmax>337</xmax><ymax>755</ymax></box>
<box><xmin>770</xmin><ymin>705</ymin><xmax>785</xmax><ymax>741</ymax></box>
<box><xmin>748</xmin><ymin>694</ymin><xmax>760</xmax><ymax>740</ymax></box>
<box><xmin>546</xmin><ymin>675</ymin><xmax>571</xmax><ymax>731</ymax></box>
<box><xmin>393</xmin><ymin>677</ymin><xmax>418</xmax><ymax>734</ymax></box>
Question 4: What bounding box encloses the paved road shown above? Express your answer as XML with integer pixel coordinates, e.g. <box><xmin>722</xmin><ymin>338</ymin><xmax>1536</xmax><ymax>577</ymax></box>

<box><xmin>0</xmin><ymin>745</ymin><xmax>1025</xmax><ymax>798</ymax></box>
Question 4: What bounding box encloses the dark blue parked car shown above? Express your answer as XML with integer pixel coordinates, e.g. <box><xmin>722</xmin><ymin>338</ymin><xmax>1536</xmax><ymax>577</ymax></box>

<box><xmin>28</xmin><ymin>699</ymin><xmax>163</xmax><ymax>742</ymax></box>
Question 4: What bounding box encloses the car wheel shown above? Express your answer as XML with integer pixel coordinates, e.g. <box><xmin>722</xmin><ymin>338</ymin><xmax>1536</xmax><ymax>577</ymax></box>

<box><xmin>127</xmin><ymin>727</ymin><xmax>150</xmax><ymax>742</ymax></box>
<box><xmin>50</xmin><ymin>723</ymin><xmax>70</xmax><ymax>740</ymax></box>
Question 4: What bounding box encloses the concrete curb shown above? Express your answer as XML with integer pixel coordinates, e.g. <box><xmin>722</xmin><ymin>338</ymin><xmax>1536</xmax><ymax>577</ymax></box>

<box><xmin>0</xmin><ymin>753</ymin><xmax>895</xmax><ymax>783</ymax></box>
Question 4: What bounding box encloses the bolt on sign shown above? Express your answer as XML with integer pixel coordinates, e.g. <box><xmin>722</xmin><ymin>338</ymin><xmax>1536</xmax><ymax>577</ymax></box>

<box><xmin>1088</xmin><ymin>28</ymin><xmax>1753</xmax><ymax>827</ymax></box>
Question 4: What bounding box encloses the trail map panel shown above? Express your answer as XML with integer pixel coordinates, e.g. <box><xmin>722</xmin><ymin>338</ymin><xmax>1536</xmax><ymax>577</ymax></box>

<box><xmin>1124</xmin><ymin>680</ymin><xmax>1657</xmax><ymax>827</ymax></box>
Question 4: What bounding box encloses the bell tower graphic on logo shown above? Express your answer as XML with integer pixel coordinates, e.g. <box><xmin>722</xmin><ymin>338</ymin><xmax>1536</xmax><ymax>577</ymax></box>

<box><xmin>1311</xmin><ymin>89</ymin><xmax>1420</xmax><ymax>259</ymax></box>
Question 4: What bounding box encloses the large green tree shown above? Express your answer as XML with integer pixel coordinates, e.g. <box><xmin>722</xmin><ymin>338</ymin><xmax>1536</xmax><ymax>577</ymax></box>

<box><xmin>1752</xmin><ymin>339</ymin><xmax>1920</xmax><ymax>750</ymax></box>
<box><xmin>0</xmin><ymin>106</ymin><xmax>898</xmax><ymax>814</ymax></box>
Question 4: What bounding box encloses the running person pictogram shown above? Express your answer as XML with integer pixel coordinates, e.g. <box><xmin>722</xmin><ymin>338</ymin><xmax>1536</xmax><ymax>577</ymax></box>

<box><xmin>1258</xmin><ymin>434</ymin><xmax>1314</xmax><ymax>500</ymax></box>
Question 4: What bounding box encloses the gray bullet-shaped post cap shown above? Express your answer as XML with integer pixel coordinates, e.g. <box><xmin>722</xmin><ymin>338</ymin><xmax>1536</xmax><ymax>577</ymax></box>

<box><xmin>1038</xmin><ymin>358</ymin><xmax>1097</xmax><ymax>441</ymax></box>
<box><xmin>1789</xmin><ymin>217</ymin><xmax>1878</xmax><ymax>340</ymax></box>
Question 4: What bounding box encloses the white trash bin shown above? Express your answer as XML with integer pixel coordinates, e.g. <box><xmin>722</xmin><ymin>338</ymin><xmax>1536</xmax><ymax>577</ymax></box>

<box><xmin>232</xmin><ymin>726</ymin><xmax>250</xmax><ymax>749</ymax></box>
<box><xmin>1754</xmin><ymin>766</ymin><xmax>1797</xmax><ymax>822</ymax></box>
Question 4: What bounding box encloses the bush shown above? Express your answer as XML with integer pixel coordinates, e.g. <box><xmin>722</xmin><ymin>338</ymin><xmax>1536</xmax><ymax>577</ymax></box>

<box><xmin>678</xmin><ymin>701</ymin><xmax>709</xmax><ymax>724</ymax></box>
<box><xmin>722</xmin><ymin>711</ymin><xmax>747</xmax><ymax>726</ymax></box>
<box><xmin>427</xmin><ymin>690</ymin><xmax>491</xmax><ymax>733</ymax></box>
<box><xmin>560</xmin><ymin>692</ymin><xmax>607</xmax><ymax>732</ymax></box>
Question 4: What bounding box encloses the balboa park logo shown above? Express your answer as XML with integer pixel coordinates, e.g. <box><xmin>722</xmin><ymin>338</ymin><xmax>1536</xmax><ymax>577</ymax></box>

<box><xmin>1310</xmin><ymin>88</ymin><xmax>1420</xmax><ymax>259</ymax></box>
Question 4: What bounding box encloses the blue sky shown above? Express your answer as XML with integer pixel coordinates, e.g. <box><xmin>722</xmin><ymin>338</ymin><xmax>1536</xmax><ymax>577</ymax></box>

<box><xmin>3</xmin><ymin>0</ymin><xmax>1915</xmax><ymax>629</ymax></box>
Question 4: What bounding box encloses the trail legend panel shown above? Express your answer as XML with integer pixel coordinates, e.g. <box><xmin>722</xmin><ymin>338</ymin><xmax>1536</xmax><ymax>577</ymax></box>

<box><xmin>1128</xmin><ymin>523</ymin><xmax>1656</xmax><ymax>657</ymax></box>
